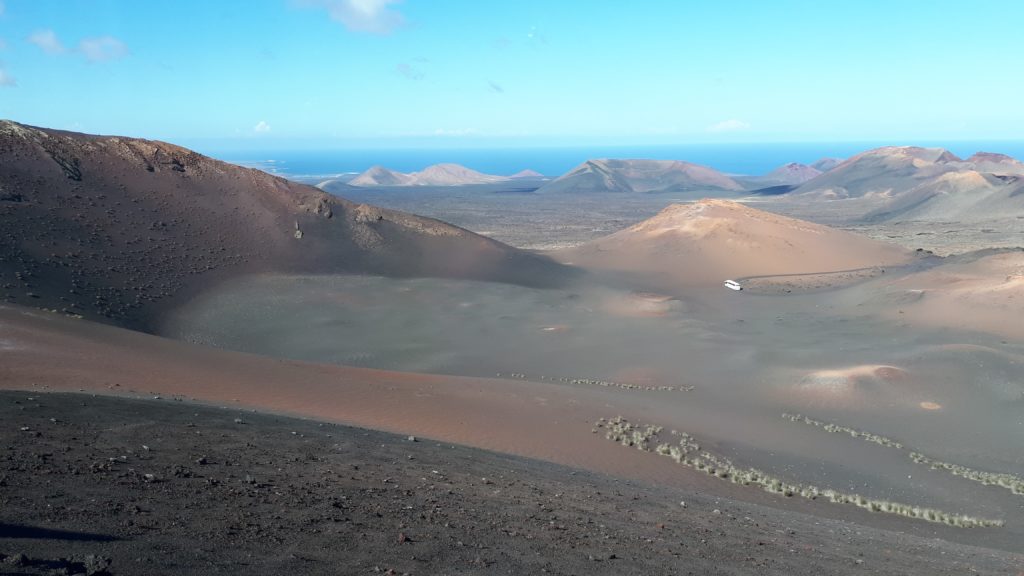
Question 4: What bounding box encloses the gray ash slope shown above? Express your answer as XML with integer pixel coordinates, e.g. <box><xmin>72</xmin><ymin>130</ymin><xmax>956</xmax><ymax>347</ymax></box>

<box><xmin>1</xmin><ymin>391</ymin><xmax>1020</xmax><ymax>576</ymax></box>
<box><xmin>789</xmin><ymin>146</ymin><xmax>1024</xmax><ymax>222</ymax></box>
<box><xmin>0</xmin><ymin>121</ymin><xmax>574</xmax><ymax>331</ymax></box>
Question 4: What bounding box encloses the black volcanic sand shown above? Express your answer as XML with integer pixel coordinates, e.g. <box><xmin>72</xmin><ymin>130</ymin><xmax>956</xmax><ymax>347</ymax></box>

<box><xmin>2</xmin><ymin>392</ymin><xmax>1021</xmax><ymax>576</ymax></box>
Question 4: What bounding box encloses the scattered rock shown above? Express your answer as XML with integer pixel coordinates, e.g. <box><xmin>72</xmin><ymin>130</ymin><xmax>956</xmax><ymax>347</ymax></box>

<box><xmin>80</xmin><ymin>553</ymin><xmax>113</xmax><ymax>575</ymax></box>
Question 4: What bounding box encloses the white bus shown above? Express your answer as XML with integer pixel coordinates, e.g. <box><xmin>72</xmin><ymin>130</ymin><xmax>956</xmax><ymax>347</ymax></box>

<box><xmin>723</xmin><ymin>279</ymin><xmax>742</xmax><ymax>291</ymax></box>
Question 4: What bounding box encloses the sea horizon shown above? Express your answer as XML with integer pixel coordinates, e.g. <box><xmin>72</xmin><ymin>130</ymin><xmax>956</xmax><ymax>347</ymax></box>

<box><xmin>202</xmin><ymin>140</ymin><xmax>1024</xmax><ymax>180</ymax></box>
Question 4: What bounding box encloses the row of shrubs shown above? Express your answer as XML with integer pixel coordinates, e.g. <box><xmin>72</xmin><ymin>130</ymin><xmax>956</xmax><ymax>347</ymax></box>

<box><xmin>909</xmin><ymin>452</ymin><xmax>1024</xmax><ymax>495</ymax></box>
<box><xmin>499</xmin><ymin>373</ymin><xmax>691</xmax><ymax>392</ymax></box>
<box><xmin>782</xmin><ymin>412</ymin><xmax>903</xmax><ymax>448</ymax></box>
<box><xmin>599</xmin><ymin>416</ymin><xmax>1003</xmax><ymax>529</ymax></box>
<box><xmin>783</xmin><ymin>412</ymin><xmax>1024</xmax><ymax>497</ymax></box>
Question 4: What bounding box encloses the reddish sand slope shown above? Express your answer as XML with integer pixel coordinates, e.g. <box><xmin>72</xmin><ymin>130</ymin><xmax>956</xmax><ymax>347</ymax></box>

<box><xmin>4</xmin><ymin>304</ymin><xmax>1024</xmax><ymax>552</ymax></box>
<box><xmin>872</xmin><ymin>249</ymin><xmax>1024</xmax><ymax>339</ymax></box>
<box><xmin>556</xmin><ymin>199</ymin><xmax>912</xmax><ymax>288</ymax></box>
<box><xmin>0</xmin><ymin>304</ymin><xmax>683</xmax><ymax>485</ymax></box>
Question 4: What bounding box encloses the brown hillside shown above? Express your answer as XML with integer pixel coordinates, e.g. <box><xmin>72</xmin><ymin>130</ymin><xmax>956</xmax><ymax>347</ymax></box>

<box><xmin>556</xmin><ymin>199</ymin><xmax>912</xmax><ymax>288</ymax></box>
<box><xmin>0</xmin><ymin>121</ymin><xmax>573</xmax><ymax>330</ymax></box>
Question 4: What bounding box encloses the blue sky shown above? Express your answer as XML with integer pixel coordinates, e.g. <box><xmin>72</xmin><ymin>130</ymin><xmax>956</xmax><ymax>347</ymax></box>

<box><xmin>1</xmin><ymin>0</ymin><xmax>1023</xmax><ymax>150</ymax></box>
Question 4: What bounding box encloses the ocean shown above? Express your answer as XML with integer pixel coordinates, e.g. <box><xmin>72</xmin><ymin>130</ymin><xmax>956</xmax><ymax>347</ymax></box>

<box><xmin>202</xmin><ymin>141</ymin><xmax>1024</xmax><ymax>179</ymax></box>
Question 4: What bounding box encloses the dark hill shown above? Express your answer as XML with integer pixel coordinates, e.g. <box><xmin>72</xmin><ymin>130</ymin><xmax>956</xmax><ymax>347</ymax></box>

<box><xmin>0</xmin><ymin>121</ymin><xmax>573</xmax><ymax>330</ymax></box>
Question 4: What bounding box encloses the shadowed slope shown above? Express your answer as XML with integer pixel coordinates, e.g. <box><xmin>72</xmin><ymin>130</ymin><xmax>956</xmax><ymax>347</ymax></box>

<box><xmin>0</xmin><ymin>121</ymin><xmax>574</xmax><ymax>330</ymax></box>
<box><xmin>810</xmin><ymin>157</ymin><xmax>844</xmax><ymax>172</ymax></box>
<box><xmin>740</xmin><ymin>163</ymin><xmax>822</xmax><ymax>189</ymax></box>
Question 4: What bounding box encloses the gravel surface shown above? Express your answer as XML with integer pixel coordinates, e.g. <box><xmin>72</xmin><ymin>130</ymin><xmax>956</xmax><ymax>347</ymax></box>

<box><xmin>1</xmin><ymin>391</ymin><xmax>1020</xmax><ymax>575</ymax></box>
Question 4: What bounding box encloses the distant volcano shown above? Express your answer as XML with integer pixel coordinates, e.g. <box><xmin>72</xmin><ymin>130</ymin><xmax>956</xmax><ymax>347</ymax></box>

<box><xmin>535</xmin><ymin>159</ymin><xmax>744</xmax><ymax>193</ymax></box>
<box><xmin>348</xmin><ymin>163</ymin><xmax>512</xmax><ymax>186</ymax></box>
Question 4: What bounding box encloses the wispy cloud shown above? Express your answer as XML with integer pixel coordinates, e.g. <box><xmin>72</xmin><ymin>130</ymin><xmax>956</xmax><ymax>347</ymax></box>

<box><xmin>381</xmin><ymin>127</ymin><xmax>482</xmax><ymax>138</ymax></box>
<box><xmin>526</xmin><ymin>25</ymin><xmax>548</xmax><ymax>46</ymax></box>
<box><xmin>78</xmin><ymin>36</ymin><xmax>128</xmax><ymax>62</ymax></box>
<box><xmin>0</xmin><ymin>67</ymin><xmax>15</xmax><ymax>88</ymax></box>
<box><xmin>396</xmin><ymin>61</ymin><xmax>424</xmax><ymax>80</ymax></box>
<box><xmin>0</xmin><ymin>2</ymin><xmax>5</xmax><ymax>17</ymax></box>
<box><xmin>302</xmin><ymin>0</ymin><xmax>405</xmax><ymax>34</ymax></box>
<box><xmin>28</xmin><ymin>30</ymin><xmax>128</xmax><ymax>62</ymax></box>
<box><xmin>28</xmin><ymin>29</ymin><xmax>66</xmax><ymax>54</ymax></box>
<box><xmin>433</xmin><ymin>128</ymin><xmax>479</xmax><ymax>137</ymax></box>
<box><xmin>253</xmin><ymin>120</ymin><xmax>271</xmax><ymax>133</ymax></box>
<box><xmin>487</xmin><ymin>80</ymin><xmax>504</xmax><ymax>94</ymax></box>
<box><xmin>707</xmin><ymin>119</ymin><xmax>751</xmax><ymax>133</ymax></box>
<box><xmin>0</xmin><ymin>39</ymin><xmax>7</xmax><ymax>50</ymax></box>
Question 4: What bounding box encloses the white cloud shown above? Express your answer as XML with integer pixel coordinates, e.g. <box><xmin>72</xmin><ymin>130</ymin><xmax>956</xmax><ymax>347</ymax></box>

<box><xmin>78</xmin><ymin>36</ymin><xmax>128</xmax><ymax>62</ymax></box>
<box><xmin>0</xmin><ymin>67</ymin><xmax>15</xmax><ymax>87</ymax></box>
<box><xmin>0</xmin><ymin>2</ymin><xmax>5</xmax><ymax>17</ymax></box>
<box><xmin>253</xmin><ymin>120</ymin><xmax>271</xmax><ymax>133</ymax></box>
<box><xmin>28</xmin><ymin>29</ymin><xmax>66</xmax><ymax>54</ymax></box>
<box><xmin>304</xmin><ymin>0</ymin><xmax>404</xmax><ymax>34</ymax></box>
<box><xmin>707</xmin><ymin>119</ymin><xmax>751</xmax><ymax>133</ymax></box>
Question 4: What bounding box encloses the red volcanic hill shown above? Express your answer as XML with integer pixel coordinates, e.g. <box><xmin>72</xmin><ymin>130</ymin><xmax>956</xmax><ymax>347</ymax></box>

<box><xmin>763</xmin><ymin>162</ymin><xmax>822</xmax><ymax>185</ymax></box>
<box><xmin>810</xmin><ymin>157</ymin><xmax>843</xmax><ymax>172</ymax></box>
<box><xmin>348</xmin><ymin>163</ymin><xmax>509</xmax><ymax>187</ymax></box>
<box><xmin>793</xmin><ymin>146</ymin><xmax>962</xmax><ymax>200</ymax></box>
<box><xmin>509</xmin><ymin>169</ymin><xmax>545</xmax><ymax>179</ymax></box>
<box><xmin>0</xmin><ymin>121</ymin><xmax>573</xmax><ymax>330</ymax></box>
<box><xmin>536</xmin><ymin>159</ymin><xmax>744</xmax><ymax>194</ymax></box>
<box><xmin>556</xmin><ymin>199</ymin><xmax>912</xmax><ymax>288</ymax></box>
<box><xmin>791</xmin><ymin>146</ymin><xmax>1024</xmax><ymax>221</ymax></box>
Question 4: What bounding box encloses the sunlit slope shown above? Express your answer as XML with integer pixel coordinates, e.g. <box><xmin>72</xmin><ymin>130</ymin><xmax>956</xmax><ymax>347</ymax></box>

<box><xmin>556</xmin><ymin>199</ymin><xmax>912</xmax><ymax>287</ymax></box>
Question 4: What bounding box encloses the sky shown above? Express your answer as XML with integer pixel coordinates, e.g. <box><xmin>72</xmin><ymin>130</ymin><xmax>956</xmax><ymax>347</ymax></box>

<box><xmin>1</xmin><ymin>0</ymin><xmax>1023</xmax><ymax>151</ymax></box>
